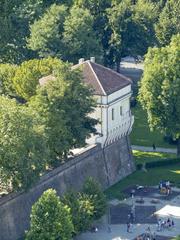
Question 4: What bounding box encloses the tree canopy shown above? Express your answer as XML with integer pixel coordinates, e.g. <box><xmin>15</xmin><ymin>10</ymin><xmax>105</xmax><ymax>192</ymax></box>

<box><xmin>139</xmin><ymin>34</ymin><xmax>180</xmax><ymax>155</ymax></box>
<box><xmin>0</xmin><ymin>96</ymin><xmax>47</xmax><ymax>191</ymax></box>
<box><xmin>26</xmin><ymin>189</ymin><xmax>74</xmax><ymax>240</ymax></box>
<box><xmin>62</xmin><ymin>191</ymin><xmax>94</xmax><ymax>234</ymax></box>
<box><xmin>29</xmin><ymin>60</ymin><xmax>97</xmax><ymax>165</ymax></box>
<box><xmin>155</xmin><ymin>0</ymin><xmax>180</xmax><ymax>46</ymax></box>
<box><xmin>28</xmin><ymin>4</ymin><xmax>68</xmax><ymax>58</ymax></box>
<box><xmin>63</xmin><ymin>6</ymin><xmax>102</xmax><ymax>63</ymax></box>
<box><xmin>107</xmin><ymin>0</ymin><xmax>158</xmax><ymax>71</ymax></box>
<box><xmin>13</xmin><ymin>57</ymin><xmax>62</xmax><ymax>100</ymax></box>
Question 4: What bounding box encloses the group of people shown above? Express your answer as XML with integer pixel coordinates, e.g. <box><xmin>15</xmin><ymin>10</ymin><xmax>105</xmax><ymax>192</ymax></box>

<box><xmin>159</xmin><ymin>180</ymin><xmax>171</xmax><ymax>195</ymax></box>
<box><xmin>157</xmin><ymin>218</ymin><xmax>175</xmax><ymax>231</ymax></box>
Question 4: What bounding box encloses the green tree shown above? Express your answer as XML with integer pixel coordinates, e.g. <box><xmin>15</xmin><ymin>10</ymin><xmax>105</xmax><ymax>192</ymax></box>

<box><xmin>139</xmin><ymin>34</ymin><xmax>180</xmax><ymax>156</ymax></box>
<box><xmin>29</xmin><ymin>61</ymin><xmax>97</xmax><ymax>165</ymax></box>
<box><xmin>83</xmin><ymin>177</ymin><xmax>107</xmax><ymax>219</ymax></box>
<box><xmin>0</xmin><ymin>0</ymin><xmax>72</xmax><ymax>63</ymax></box>
<box><xmin>0</xmin><ymin>63</ymin><xmax>17</xmax><ymax>96</ymax></box>
<box><xmin>155</xmin><ymin>0</ymin><xmax>180</xmax><ymax>46</ymax></box>
<box><xmin>107</xmin><ymin>0</ymin><xmax>158</xmax><ymax>71</ymax></box>
<box><xmin>26</xmin><ymin>189</ymin><xmax>73</xmax><ymax>240</ymax></box>
<box><xmin>28</xmin><ymin>4</ymin><xmax>68</xmax><ymax>58</ymax></box>
<box><xmin>74</xmin><ymin>0</ymin><xmax>111</xmax><ymax>65</ymax></box>
<box><xmin>0</xmin><ymin>0</ymin><xmax>41</xmax><ymax>64</ymax></box>
<box><xmin>63</xmin><ymin>6</ymin><xmax>102</xmax><ymax>63</ymax></box>
<box><xmin>13</xmin><ymin>57</ymin><xmax>62</xmax><ymax>100</ymax></box>
<box><xmin>62</xmin><ymin>191</ymin><xmax>94</xmax><ymax>234</ymax></box>
<box><xmin>0</xmin><ymin>96</ymin><xmax>47</xmax><ymax>191</ymax></box>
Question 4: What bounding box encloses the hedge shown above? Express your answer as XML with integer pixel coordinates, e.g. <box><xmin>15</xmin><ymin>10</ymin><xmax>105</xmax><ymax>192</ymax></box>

<box><xmin>136</xmin><ymin>158</ymin><xmax>180</xmax><ymax>170</ymax></box>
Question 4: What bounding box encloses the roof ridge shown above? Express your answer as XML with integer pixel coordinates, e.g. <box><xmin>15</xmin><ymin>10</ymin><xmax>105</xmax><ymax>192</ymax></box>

<box><xmin>90</xmin><ymin>61</ymin><xmax>132</xmax><ymax>84</ymax></box>
<box><xmin>87</xmin><ymin>61</ymin><xmax>107</xmax><ymax>95</ymax></box>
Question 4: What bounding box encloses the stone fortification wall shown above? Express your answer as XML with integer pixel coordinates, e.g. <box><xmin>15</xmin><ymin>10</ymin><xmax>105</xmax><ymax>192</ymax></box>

<box><xmin>0</xmin><ymin>136</ymin><xmax>135</xmax><ymax>240</ymax></box>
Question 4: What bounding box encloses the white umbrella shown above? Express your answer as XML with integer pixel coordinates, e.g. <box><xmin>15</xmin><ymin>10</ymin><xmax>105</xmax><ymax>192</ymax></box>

<box><xmin>154</xmin><ymin>205</ymin><xmax>180</xmax><ymax>219</ymax></box>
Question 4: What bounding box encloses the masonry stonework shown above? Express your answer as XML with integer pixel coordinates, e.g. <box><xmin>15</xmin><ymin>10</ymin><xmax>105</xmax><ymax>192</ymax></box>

<box><xmin>0</xmin><ymin>136</ymin><xmax>135</xmax><ymax>240</ymax></box>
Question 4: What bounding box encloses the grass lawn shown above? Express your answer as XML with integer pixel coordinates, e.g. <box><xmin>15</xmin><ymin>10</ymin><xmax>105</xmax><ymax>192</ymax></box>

<box><xmin>133</xmin><ymin>150</ymin><xmax>176</xmax><ymax>164</ymax></box>
<box><xmin>105</xmin><ymin>150</ymin><xmax>180</xmax><ymax>200</ymax></box>
<box><xmin>105</xmin><ymin>164</ymin><xmax>180</xmax><ymax>200</ymax></box>
<box><xmin>130</xmin><ymin>104</ymin><xmax>176</xmax><ymax>148</ymax></box>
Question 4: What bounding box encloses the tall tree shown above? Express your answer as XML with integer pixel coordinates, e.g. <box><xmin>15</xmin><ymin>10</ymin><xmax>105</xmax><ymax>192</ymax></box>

<box><xmin>0</xmin><ymin>96</ymin><xmax>48</xmax><ymax>191</ymax></box>
<box><xmin>74</xmin><ymin>0</ymin><xmax>111</xmax><ymax>65</ymax></box>
<box><xmin>0</xmin><ymin>0</ymin><xmax>73</xmax><ymax>64</ymax></box>
<box><xmin>63</xmin><ymin>6</ymin><xmax>102</xmax><ymax>63</ymax></box>
<box><xmin>29</xmin><ymin>61</ymin><xmax>97</xmax><ymax>165</ymax></box>
<box><xmin>107</xmin><ymin>0</ymin><xmax>158</xmax><ymax>71</ymax></box>
<box><xmin>139</xmin><ymin>34</ymin><xmax>180</xmax><ymax>155</ymax></box>
<box><xmin>28</xmin><ymin>4</ymin><xmax>68</xmax><ymax>58</ymax></box>
<box><xmin>26</xmin><ymin>189</ymin><xmax>74</xmax><ymax>240</ymax></box>
<box><xmin>155</xmin><ymin>0</ymin><xmax>180</xmax><ymax>46</ymax></box>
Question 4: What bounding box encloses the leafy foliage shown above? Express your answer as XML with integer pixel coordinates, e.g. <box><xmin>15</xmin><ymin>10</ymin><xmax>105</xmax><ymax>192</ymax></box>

<box><xmin>62</xmin><ymin>191</ymin><xmax>94</xmax><ymax>234</ymax></box>
<box><xmin>13</xmin><ymin>57</ymin><xmax>62</xmax><ymax>100</ymax></box>
<box><xmin>155</xmin><ymin>0</ymin><xmax>180</xmax><ymax>46</ymax></box>
<box><xmin>63</xmin><ymin>6</ymin><xmax>102</xmax><ymax>63</ymax></box>
<box><xmin>83</xmin><ymin>177</ymin><xmax>107</xmax><ymax>219</ymax></box>
<box><xmin>26</xmin><ymin>189</ymin><xmax>74</xmax><ymax>240</ymax></box>
<box><xmin>139</xmin><ymin>34</ymin><xmax>180</xmax><ymax>154</ymax></box>
<box><xmin>0</xmin><ymin>63</ymin><xmax>17</xmax><ymax>96</ymax></box>
<box><xmin>107</xmin><ymin>0</ymin><xmax>158</xmax><ymax>71</ymax></box>
<box><xmin>29</xmin><ymin>60</ymin><xmax>97</xmax><ymax>165</ymax></box>
<box><xmin>0</xmin><ymin>96</ymin><xmax>47</xmax><ymax>191</ymax></box>
<box><xmin>28</xmin><ymin>4</ymin><xmax>68</xmax><ymax>58</ymax></box>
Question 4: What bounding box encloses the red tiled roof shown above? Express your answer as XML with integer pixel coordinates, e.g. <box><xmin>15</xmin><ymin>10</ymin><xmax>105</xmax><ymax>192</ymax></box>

<box><xmin>39</xmin><ymin>60</ymin><xmax>132</xmax><ymax>96</ymax></box>
<box><xmin>73</xmin><ymin>61</ymin><xmax>132</xmax><ymax>95</ymax></box>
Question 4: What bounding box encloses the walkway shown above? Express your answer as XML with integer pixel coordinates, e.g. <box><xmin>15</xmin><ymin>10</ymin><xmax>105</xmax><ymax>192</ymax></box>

<box><xmin>132</xmin><ymin>145</ymin><xmax>177</xmax><ymax>154</ymax></box>
<box><xmin>76</xmin><ymin>187</ymin><xmax>180</xmax><ymax>240</ymax></box>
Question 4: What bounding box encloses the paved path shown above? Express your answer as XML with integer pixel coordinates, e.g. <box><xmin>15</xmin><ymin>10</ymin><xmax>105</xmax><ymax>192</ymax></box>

<box><xmin>132</xmin><ymin>145</ymin><xmax>177</xmax><ymax>154</ymax></box>
<box><xmin>76</xmin><ymin>187</ymin><xmax>180</xmax><ymax>240</ymax></box>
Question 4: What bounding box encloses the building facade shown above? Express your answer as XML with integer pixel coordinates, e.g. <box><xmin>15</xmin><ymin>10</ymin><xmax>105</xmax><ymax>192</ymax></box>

<box><xmin>73</xmin><ymin>58</ymin><xmax>134</xmax><ymax>147</ymax></box>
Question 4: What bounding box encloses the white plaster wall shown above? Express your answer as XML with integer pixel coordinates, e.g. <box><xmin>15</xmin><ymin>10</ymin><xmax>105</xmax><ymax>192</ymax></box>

<box><xmin>87</xmin><ymin>84</ymin><xmax>133</xmax><ymax>146</ymax></box>
<box><xmin>107</xmin><ymin>85</ymin><xmax>131</xmax><ymax>103</ymax></box>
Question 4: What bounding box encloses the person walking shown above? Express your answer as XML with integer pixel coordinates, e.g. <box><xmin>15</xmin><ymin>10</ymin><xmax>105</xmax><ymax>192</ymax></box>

<box><xmin>127</xmin><ymin>222</ymin><xmax>131</xmax><ymax>233</ymax></box>
<box><xmin>152</xmin><ymin>143</ymin><xmax>156</xmax><ymax>151</ymax></box>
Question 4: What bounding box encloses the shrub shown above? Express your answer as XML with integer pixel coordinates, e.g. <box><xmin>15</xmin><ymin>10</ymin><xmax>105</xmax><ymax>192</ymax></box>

<box><xmin>26</xmin><ymin>189</ymin><xmax>73</xmax><ymax>240</ymax></box>
<box><xmin>83</xmin><ymin>177</ymin><xmax>107</xmax><ymax>220</ymax></box>
<box><xmin>136</xmin><ymin>158</ymin><xmax>179</xmax><ymax>170</ymax></box>
<box><xmin>145</xmin><ymin>158</ymin><xmax>180</xmax><ymax>168</ymax></box>
<box><xmin>62</xmin><ymin>191</ymin><xmax>94</xmax><ymax>234</ymax></box>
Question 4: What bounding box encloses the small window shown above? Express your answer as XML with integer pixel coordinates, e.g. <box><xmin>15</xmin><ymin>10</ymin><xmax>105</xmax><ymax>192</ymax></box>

<box><xmin>112</xmin><ymin>108</ymin><xmax>114</xmax><ymax>120</ymax></box>
<box><xmin>120</xmin><ymin>106</ymin><xmax>123</xmax><ymax>116</ymax></box>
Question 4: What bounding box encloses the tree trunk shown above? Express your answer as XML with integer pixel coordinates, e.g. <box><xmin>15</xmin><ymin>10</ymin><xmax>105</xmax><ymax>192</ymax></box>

<box><xmin>177</xmin><ymin>137</ymin><xmax>180</xmax><ymax>157</ymax></box>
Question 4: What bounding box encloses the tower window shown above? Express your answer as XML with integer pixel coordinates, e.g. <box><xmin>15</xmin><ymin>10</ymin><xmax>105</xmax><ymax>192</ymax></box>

<box><xmin>112</xmin><ymin>108</ymin><xmax>114</xmax><ymax>120</ymax></box>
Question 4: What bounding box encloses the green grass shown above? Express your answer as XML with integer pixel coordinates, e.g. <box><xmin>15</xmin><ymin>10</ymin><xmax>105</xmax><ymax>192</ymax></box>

<box><xmin>130</xmin><ymin>104</ymin><xmax>175</xmax><ymax>148</ymax></box>
<box><xmin>105</xmin><ymin>164</ymin><xmax>180</xmax><ymax>200</ymax></box>
<box><xmin>105</xmin><ymin>150</ymin><xmax>180</xmax><ymax>200</ymax></box>
<box><xmin>133</xmin><ymin>150</ymin><xmax>176</xmax><ymax>164</ymax></box>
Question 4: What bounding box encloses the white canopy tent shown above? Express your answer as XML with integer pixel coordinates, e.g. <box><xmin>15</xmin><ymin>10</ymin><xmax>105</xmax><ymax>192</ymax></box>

<box><xmin>154</xmin><ymin>205</ymin><xmax>180</xmax><ymax>219</ymax></box>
